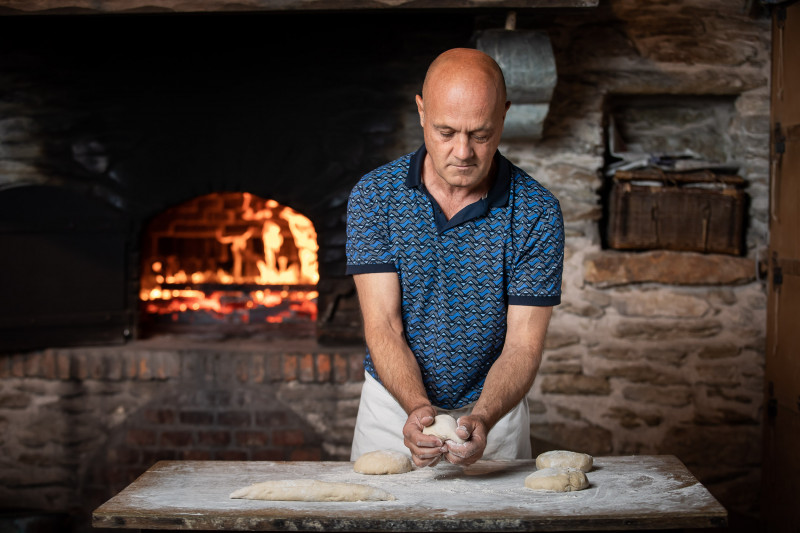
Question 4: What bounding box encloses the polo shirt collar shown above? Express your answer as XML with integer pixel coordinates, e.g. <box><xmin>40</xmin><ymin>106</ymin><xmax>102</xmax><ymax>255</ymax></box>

<box><xmin>405</xmin><ymin>144</ymin><xmax>511</xmax><ymax>212</ymax></box>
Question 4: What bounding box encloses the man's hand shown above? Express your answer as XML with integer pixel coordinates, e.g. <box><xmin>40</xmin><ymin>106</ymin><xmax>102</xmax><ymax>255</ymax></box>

<box><xmin>403</xmin><ymin>405</ymin><xmax>447</xmax><ymax>467</ymax></box>
<box><xmin>442</xmin><ymin>414</ymin><xmax>489</xmax><ymax>467</ymax></box>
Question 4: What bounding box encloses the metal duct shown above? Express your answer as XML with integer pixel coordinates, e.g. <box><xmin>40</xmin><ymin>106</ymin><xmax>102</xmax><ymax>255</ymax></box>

<box><xmin>475</xmin><ymin>29</ymin><xmax>557</xmax><ymax>140</ymax></box>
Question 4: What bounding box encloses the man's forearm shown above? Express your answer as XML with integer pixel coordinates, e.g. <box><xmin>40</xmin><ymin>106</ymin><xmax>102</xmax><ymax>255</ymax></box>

<box><xmin>354</xmin><ymin>272</ymin><xmax>431</xmax><ymax>415</ymax></box>
<box><xmin>365</xmin><ymin>325</ymin><xmax>431</xmax><ymax>415</ymax></box>
<box><xmin>471</xmin><ymin>305</ymin><xmax>552</xmax><ymax>431</ymax></box>
<box><xmin>471</xmin><ymin>344</ymin><xmax>542</xmax><ymax>431</ymax></box>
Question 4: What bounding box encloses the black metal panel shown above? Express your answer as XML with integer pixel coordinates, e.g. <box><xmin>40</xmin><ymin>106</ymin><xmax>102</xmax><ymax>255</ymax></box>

<box><xmin>0</xmin><ymin>186</ymin><xmax>132</xmax><ymax>352</ymax></box>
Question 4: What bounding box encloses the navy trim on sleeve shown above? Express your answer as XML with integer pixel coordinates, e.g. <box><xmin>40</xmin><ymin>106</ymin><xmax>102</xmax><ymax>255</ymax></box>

<box><xmin>346</xmin><ymin>263</ymin><xmax>397</xmax><ymax>275</ymax></box>
<box><xmin>508</xmin><ymin>294</ymin><xmax>561</xmax><ymax>307</ymax></box>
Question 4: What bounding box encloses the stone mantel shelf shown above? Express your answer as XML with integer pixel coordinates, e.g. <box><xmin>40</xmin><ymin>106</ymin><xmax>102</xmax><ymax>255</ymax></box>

<box><xmin>584</xmin><ymin>250</ymin><xmax>758</xmax><ymax>288</ymax></box>
<box><xmin>0</xmin><ymin>0</ymin><xmax>598</xmax><ymax>15</ymax></box>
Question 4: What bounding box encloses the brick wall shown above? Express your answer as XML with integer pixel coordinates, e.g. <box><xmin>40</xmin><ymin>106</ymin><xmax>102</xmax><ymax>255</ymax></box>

<box><xmin>0</xmin><ymin>341</ymin><xmax>366</xmax><ymax>531</ymax></box>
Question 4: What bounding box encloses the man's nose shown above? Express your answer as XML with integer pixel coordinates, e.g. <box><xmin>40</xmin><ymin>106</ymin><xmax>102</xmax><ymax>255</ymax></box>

<box><xmin>453</xmin><ymin>134</ymin><xmax>473</xmax><ymax>160</ymax></box>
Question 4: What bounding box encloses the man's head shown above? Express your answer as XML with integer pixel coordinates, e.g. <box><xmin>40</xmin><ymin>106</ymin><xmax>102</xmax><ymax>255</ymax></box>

<box><xmin>416</xmin><ymin>48</ymin><xmax>510</xmax><ymax>192</ymax></box>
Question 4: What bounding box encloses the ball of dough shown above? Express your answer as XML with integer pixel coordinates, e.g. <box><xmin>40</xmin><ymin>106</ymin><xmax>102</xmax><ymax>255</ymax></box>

<box><xmin>524</xmin><ymin>467</ymin><xmax>589</xmax><ymax>492</ymax></box>
<box><xmin>422</xmin><ymin>414</ymin><xmax>466</xmax><ymax>444</ymax></box>
<box><xmin>354</xmin><ymin>450</ymin><xmax>413</xmax><ymax>475</ymax></box>
<box><xmin>535</xmin><ymin>450</ymin><xmax>593</xmax><ymax>472</ymax></box>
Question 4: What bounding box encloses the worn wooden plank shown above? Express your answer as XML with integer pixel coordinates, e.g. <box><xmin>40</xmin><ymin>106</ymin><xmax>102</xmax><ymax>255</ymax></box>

<box><xmin>93</xmin><ymin>455</ymin><xmax>727</xmax><ymax>531</ymax></box>
<box><xmin>0</xmin><ymin>0</ymin><xmax>598</xmax><ymax>15</ymax></box>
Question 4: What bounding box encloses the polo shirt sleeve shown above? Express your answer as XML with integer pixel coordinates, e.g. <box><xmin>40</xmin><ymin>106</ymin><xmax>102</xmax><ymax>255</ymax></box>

<box><xmin>508</xmin><ymin>198</ymin><xmax>564</xmax><ymax>307</ymax></box>
<box><xmin>345</xmin><ymin>177</ymin><xmax>396</xmax><ymax>275</ymax></box>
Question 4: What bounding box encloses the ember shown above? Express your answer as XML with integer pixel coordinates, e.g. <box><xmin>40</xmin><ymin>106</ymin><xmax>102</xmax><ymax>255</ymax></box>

<box><xmin>139</xmin><ymin>192</ymin><xmax>318</xmax><ymax>334</ymax></box>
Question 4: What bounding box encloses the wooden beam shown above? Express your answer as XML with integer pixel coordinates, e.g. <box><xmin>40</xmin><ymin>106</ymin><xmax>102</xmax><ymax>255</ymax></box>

<box><xmin>0</xmin><ymin>0</ymin><xmax>598</xmax><ymax>16</ymax></box>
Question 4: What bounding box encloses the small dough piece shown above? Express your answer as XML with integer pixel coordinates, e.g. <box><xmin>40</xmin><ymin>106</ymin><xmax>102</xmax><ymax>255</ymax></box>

<box><xmin>354</xmin><ymin>450</ymin><xmax>413</xmax><ymax>475</ymax></box>
<box><xmin>229</xmin><ymin>479</ymin><xmax>395</xmax><ymax>501</ymax></box>
<box><xmin>535</xmin><ymin>450</ymin><xmax>593</xmax><ymax>472</ymax></box>
<box><xmin>524</xmin><ymin>467</ymin><xmax>589</xmax><ymax>492</ymax></box>
<box><xmin>422</xmin><ymin>414</ymin><xmax>466</xmax><ymax>444</ymax></box>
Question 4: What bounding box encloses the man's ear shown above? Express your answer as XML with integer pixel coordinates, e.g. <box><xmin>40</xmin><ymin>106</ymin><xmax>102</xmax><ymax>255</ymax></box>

<box><xmin>503</xmin><ymin>100</ymin><xmax>511</xmax><ymax>119</ymax></box>
<box><xmin>415</xmin><ymin>94</ymin><xmax>425</xmax><ymax>127</ymax></box>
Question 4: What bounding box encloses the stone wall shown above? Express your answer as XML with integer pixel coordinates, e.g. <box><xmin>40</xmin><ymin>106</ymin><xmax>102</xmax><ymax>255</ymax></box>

<box><xmin>499</xmin><ymin>0</ymin><xmax>770</xmax><ymax>521</ymax></box>
<box><xmin>0</xmin><ymin>1</ymin><xmax>772</xmax><ymax>530</ymax></box>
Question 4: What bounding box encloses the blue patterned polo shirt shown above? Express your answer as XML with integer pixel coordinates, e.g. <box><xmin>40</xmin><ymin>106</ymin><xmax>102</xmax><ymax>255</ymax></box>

<box><xmin>346</xmin><ymin>144</ymin><xmax>563</xmax><ymax>409</ymax></box>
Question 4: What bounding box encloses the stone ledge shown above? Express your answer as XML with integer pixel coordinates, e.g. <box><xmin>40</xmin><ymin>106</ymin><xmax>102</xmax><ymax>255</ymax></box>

<box><xmin>0</xmin><ymin>340</ymin><xmax>367</xmax><ymax>384</ymax></box>
<box><xmin>584</xmin><ymin>250</ymin><xmax>756</xmax><ymax>287</ymax></box>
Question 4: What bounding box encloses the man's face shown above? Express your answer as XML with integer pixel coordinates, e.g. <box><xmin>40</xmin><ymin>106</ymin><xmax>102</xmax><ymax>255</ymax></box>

<box><xmin>416</xmin><ymin>81</ymin><xmax>508</xmax><ymax>191</ymax></box>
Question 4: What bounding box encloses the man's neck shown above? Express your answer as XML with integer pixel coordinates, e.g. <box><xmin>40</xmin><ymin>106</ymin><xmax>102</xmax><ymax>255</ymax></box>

<box><xmin>421</xmin><ymin>157</ymin><xmax>494</xmax><ymax>221</ymax></box>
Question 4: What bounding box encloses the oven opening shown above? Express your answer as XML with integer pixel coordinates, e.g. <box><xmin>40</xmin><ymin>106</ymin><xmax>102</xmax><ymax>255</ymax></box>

<box><xmin>139</xmin><ymin>192</ymin><xmax>318</xmax><ymax>338</ymax></box>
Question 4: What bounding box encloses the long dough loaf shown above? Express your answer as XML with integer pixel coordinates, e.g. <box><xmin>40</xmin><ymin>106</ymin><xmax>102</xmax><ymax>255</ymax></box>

<box><xmin>229</xmin><ymin>479</ymin><xmax>396</xmax><ymax>502</ymax></box>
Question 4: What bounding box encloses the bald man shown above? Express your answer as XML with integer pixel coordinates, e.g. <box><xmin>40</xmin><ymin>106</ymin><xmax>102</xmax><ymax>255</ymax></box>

<box><xmin>346</xmin><ymin>48</ymin><xmax>564</xmax><ymax>467</ymax></box>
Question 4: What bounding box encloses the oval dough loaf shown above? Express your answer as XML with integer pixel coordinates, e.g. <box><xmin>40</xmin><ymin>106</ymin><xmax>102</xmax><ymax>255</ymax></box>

<box><xmin>524</xmin><ymin>467</ymin><xmax>589</xmax><ymax>492</ymax></box>
<box><xmin>354</xmin><ymin>450</ymin><xmax>413</xmax><ymax>475</ymax></box>
<box><xmin>229</xmin><ymin>479</ymin><xmax>395</xmax><ymax>501</ymax></box>
<box><xmin>422</xmin><ymin>414</ymin><xmax>466</xmax><ymax>444</ymax></box>
<box><xmin>535</xmin><ymin>450</ymin><xmax>593</xmax><ymax>472</ymax></box>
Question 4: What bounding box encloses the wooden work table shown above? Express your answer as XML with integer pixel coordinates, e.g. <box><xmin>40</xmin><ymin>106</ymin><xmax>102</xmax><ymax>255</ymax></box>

<box><xmin>93</xmin><ymin>455</ymin><xmax>727</xmax><ymax>531</ymax></box>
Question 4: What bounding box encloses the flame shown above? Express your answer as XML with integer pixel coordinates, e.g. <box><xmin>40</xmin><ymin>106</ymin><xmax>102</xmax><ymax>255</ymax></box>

<box><xmin>140</xmin><ymin>193</ymin><xmax>319</xmax><ymax>325</ymax></box>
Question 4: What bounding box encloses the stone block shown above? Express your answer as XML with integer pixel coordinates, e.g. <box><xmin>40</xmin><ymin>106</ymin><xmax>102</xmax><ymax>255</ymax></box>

<box><xmin>298</xmin><ymin>354</ymin><xmax>315</xmax><ymax>383</ymax></box>
<box><xmin>538</xmin><ymin>361</ymin><xmax>583</xmax><ymax>375</ymax></box>
<box><xmin>613</xmin><ymin>318</ymin><xmax>722</xmax><ymax>340</ymax></box>
<box><xmin>107</xmin><ymin>447</ymin><xmax>141</xmax><ymax>465</ymax></box>
<box><xmin>256</xmin><ymin>411</ymin><xmax>289</xmax><ymax>427</ymax></box>
<box><xmin>558</xmin><ymin>301</ymin><xmax>605</xmax><ymax>319</ymax></box>
<box><xmin>290</xmin><ymin>447</ymin><xmax>323</xmax><ymax>461</ymax></box>
<box><xmin>272</xmin><ymin>429</ymin><xmax>305</xmax><ymax>447</ymax></box>
<box><xmin>267</xmin><ymin>354</ymin><xmax>283</xmax><ymax>383</ymax></box>
<box><xmin>544</xmin><ymin>330</ymin><xmax>581</xmax><ymax>350</ymax></box>
<box><xmin>250</xmin><ymin>449</ymin><xmax>284</xmax><ymax>461</ymax></box>
<box><xmin>218</xmin><ymin>411</ymin><xmax>251</xmax><ymax>427</ymax></box>
<box><xmin>236</xmin><ymin>430</ymin><xmax>270</xmax><ymax>447</ymax></box>
<box><xmin>706</xmin><ymin>385</ymin><xmax>756</xmax><ymax>405</ymax></box>
<box><xmin>316</xmin><ymin>354</ymin><xmax>331</xmax><ymax>382</ymax></box>
<box><xmin>610</xmin><ymin>290</ymin><xmax>710</xmax><ymax>318</ymax></box>
<box><xmin>593</xmin><ymin>364</ymin><xmax>687</xmax><ymax>386</ymax></box>
<box><xmin>584</xmin><ymin>251</ymin><xmax>756</xmax><ymax>287</ymax></box>
<box><xmin>694</xmin><ymin>408</ymin><xmax>759</xmax><ymax>427</ymax></box>
<box><xmin>56</xmin><ymin>352</ymin><xmax>72</xmax><ymax>379</ymax></box>
<box><xmin>622</xmin><ymin>385</ymin><xmax>692</xmax><ymax>407</ymax></box>
<box><xmin>282</xmin><ymin>355</ymin><xmax>298</xmax><ymax>382</ymax></box>
<box><xmin>178</xmin><ymin>411</ymin><xmax>212</xmax><ymax>425</ymax></box>
<box><xmin>348</xmin><ymin>353</ymin><xmax>364</xmax><ymax>382</ymax></box>
<box><xmin>197</xmin><ymin>431</ymin><xmax>231</xmax><ymax>447</ymax></box>
<box><xmin>126</xmin><ymin>429</ymin><xmax>157</xmax><ymax>447</ymax></box>
<box><xmin>160</xmin><ymin>431</ymin><xmax>193</xmax><ymax>447</ymax></box>
<box><xmin>332</xmin><ymin>354</ymin><xmax>350</xmax><ymax>383</ymax></box>
<box><xmin>249</xmin><ymin>355</ymin><xmax>266</xmax><ymax>384</ymax></box>
<box><xmin>694</xmin><ymin>364</ymin><xmax>742</xmax><ymax>387</ymax></box>
<box><xmin>697</xmin><ymin>343</ymin><xmax>741</xmax><ymax>360</ymax></box>
<box><xmin>589</xmin><ymin>344</ymin><xmax>688</xmax><ymax>365</ymax></box>
<box><xmin>529</xmin><ymin>401</ymin><xmax>547</xmax><ymax>415</ymax></box>
<box><xmin>555</xmin><ymin>406</ymin><xmax>582</xmax><ymax>420</ymax></box>
<box><xmin>0</xmin><ymin>392</ymin><xmax>31</xmax><ymax>409</ymax></box>
<box><xmin>603</xmin><ymin>407</ymin><xmax>662</xmax><ymax>429</ymax></box>
<box><xmin>104</xmin><ymin>353</ymin><xmax>123</xmax><ymax>381</ymax></box>
<box><xmin>540</xmin><ymin>374</ymin><xmax>611</xmax><ymax>395</ymax></box>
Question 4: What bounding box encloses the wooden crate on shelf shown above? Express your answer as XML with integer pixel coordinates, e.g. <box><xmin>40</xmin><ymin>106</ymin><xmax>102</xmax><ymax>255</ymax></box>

<box><xmin>607</xmin><ymin>168</ymin><xmax>746</xmax><ymax>256</ymax></box>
